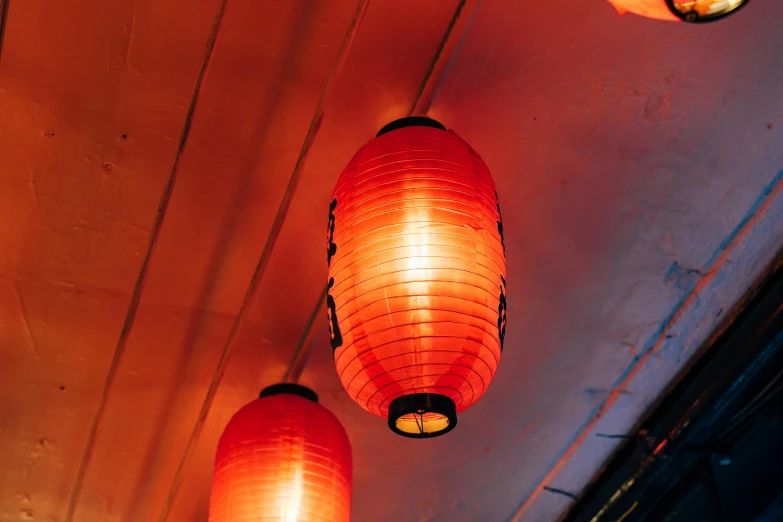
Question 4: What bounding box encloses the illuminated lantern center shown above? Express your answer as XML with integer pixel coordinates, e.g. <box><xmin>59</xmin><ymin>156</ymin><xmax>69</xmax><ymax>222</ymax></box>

<box><xmin>606</xmin><ymin>0</ymin><xmax>748</xmax><ymax>22</ymax></box>
<box><xmin>327</xmin><ymin>116</ymin><xmax>507</xmax><ymax>438</ymax></box>
<box><xmin>209</xmin><ymin>384</ymin><xmax>352</xmax><ymax>522</ymax></box>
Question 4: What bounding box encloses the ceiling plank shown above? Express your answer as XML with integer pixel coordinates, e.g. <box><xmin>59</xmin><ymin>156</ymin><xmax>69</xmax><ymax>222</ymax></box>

<box><xmin>0</xmin><ymin>0</ymin><xmax>224</xmax><ymax>519</ymax></box>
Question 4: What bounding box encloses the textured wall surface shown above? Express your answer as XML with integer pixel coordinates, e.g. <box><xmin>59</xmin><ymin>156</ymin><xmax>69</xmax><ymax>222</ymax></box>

<box><xmin>1</xmin><ymin>0</ymin><xmax>782</xmax><ymax>521</ymax></box>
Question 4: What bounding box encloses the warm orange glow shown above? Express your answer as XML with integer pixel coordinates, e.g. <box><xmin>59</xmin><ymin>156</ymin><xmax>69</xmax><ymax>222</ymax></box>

<box><xmin>606</xmin><ymin>0</ymin><xmax>747</xmax><ymax>21</ymax></box>
<box><xmin>209</xmin><ymin>386</ymin><xmax>352</xmax><ymax>522</ymax></box>
<box><xmin>326</xmin><ymin>118</ymin><xmax>507</xmax><ymax>437</ymax></box>
<box><xmin>652</xmin><ymin>439</ymin><xmax>669</xmax><ymax>455</ymax></box>
<box><xmin>607</xmin><ymin>0</ymin><xmax>679</xmax><ymax>20</ymax></box>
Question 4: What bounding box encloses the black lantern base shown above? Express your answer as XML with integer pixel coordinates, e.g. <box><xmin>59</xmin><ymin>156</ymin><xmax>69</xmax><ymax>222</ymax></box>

<box><xmin>388</xmin><ymin>393</ymin><xmax>457</xmax><ymax>439</ymax></box>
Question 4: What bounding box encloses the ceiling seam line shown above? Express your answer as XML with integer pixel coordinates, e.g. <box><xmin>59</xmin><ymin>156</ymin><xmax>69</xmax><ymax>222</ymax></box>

<box><xmin>506</xmin><ymin>168</ymin><xmax>783</xmax><ymax>522</ymax></box>
<box><xmin>283</xmin><ymin>0</ymin><xmax>477</xmax><ymax>386</ymax></box>
<box><xmin>283</xmin><ymin>284</ymin><xmax>328</xmax><ymax>383</ymax></box>
<box><xmin>155</xmin><ymin>2</ymin><xmax>372</xmax><ymax>521</ymax></box>
<box><xmin>61</xmin><ymin>3</ymin><xmax>230</xmax><ymax>521</ymax></box>
<box><xmin>408</xmin><ymin>0</ymin><xmax>467</xmax><ymax>117</ymax></box>
<box><xmin>421</xmin><ymin>0</ymin><xmax>482</xmax><ymax>118</ymax></box>
<box><xmin>60</xmin><ymin>1</ymin><xmax>231</xmax><ymax>521</ymax></box>
<box><xmin>0</xmin><ymin>0</ymin><xmax>10</xmax><ymax>61</ymax></box>
<box><xmin>0</xmin><ymin>269</ymin><xmax>244</xmax><ymax>319</ymax></box>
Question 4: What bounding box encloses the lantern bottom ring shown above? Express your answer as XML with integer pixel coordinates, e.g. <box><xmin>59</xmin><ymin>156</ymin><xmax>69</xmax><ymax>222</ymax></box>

<box><xmin>387</xmin><ymin>393</ymin><xmax>457</xmax><ymax>438</ymax></box>
<box><xmin>664</xmin><ymin>0</ymin><xmax>750</xmax><ymax>23</ymax></box>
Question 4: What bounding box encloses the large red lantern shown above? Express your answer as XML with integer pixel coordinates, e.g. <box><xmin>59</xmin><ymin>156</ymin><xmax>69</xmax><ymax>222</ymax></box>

<box><xmin>326</xmin><ymin>117</ymin><xmax>507</xmax><ymax>438</ymax></box>
<box><xmin>606</xmin><ymin>0</ymin><xmax>748</xmax><ymax>22</ymax></box>
<box><xmin>209</xmin><ymin>384</ymin><xmax>352</xmax><ymax>522</ymax></box>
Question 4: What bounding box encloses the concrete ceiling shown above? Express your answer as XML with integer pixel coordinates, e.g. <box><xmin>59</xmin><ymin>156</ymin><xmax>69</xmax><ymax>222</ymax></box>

<box><xmin>1</xmin><ymin>0</ymin><xmax>782</xmax><ymax>521</ymax></box>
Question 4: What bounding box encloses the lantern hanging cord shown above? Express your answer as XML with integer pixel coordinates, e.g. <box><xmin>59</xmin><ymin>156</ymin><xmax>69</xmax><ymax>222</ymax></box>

<box><xmin>62</xmin><ymin>1</ymin><xmax>230</xmax><ymax>520</ymax></box>
<box><xmin>156</xmin><ymin>2</ymin><xmax>371</xmax><ymax>521</ymax></box>
<box><xmin>285</xmin><ymin>0</ymin><xmax>477</xmax><ymax>387</ymax></box>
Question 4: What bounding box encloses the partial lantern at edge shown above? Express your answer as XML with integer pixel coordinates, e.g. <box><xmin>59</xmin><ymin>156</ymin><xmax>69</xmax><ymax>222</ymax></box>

<box><xmin>606</xmin><ymin>0</ymin><xmax>748</xmax><ymax>22</ymax></box>
<box><xmin>209</xmin><ymin>384</ymin><xmax>352</xmax><ymax>522</ymax></box>
<box><xmin>326</xmin><ymin>116</ymin><xmax>507</xmax><ymax>439</ymax></box>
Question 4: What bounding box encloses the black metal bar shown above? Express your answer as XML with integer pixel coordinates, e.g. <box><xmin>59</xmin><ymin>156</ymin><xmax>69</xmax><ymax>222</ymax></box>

<box><xmin>698</xmin><ymin>456</ymin><xmax>726</xmax><ymax>522</ymax></box>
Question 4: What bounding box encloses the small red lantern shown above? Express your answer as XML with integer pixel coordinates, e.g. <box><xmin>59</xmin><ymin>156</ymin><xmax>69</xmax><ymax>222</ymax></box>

<box><xmin>606</xmin><ymin>0</ymin><xmax>748</xmax><ymax>22</ymax></box>
<box><xmin>209</xmin><ymin>384</ymin><xmax>352</xmax><ymax>522</ymax></box>
<box><xmin>326</xmin><ymin>117</ymin><xmax>507</xmax><ymax>438</ymax></box>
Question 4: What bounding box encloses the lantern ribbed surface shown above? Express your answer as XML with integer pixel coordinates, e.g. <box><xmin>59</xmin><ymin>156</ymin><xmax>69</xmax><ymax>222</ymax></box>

<box><xmin>326</xmin><ymin>118</ymin><xmax>507</xmax><ymax>438</ymax></box>
<box><xmin>208</xmin><ymin>387</ymin><xmax>352</xmax><ymax>522</ymax></box>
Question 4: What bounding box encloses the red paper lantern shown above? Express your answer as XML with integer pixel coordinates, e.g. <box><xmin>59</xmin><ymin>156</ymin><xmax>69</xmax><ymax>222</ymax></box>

<box><xmin>209</xmin><ymin>384</ymin><xmax>352</xmax><ymax>522</ymax></box>
<box><xmin>326</xmin><ymin>117</ymin><xmax>507</xmax><ymax>438</ymax></box>
<box><xmin>606</xmin><ymin>0</ymin><xmax>748</xmax><ymax>22</ymax></box>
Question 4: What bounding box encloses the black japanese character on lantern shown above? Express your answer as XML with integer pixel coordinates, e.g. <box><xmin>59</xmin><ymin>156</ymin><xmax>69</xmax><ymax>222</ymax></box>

<box><xmin>498</xmin><ymin>275</ymin><xmax>507</xmax><ymax>351</ymax></box>
<box><xmin>327</xmin><ymin>198</ymin><xmax>338</xmax><ymax>266</ymax></box>
<box><xmin>495</xmin><ymin>191</ymin><xmax>506</xmax><ymax>257</ymax></box>
<box><xmin>327</xmin><ymin>277</ymin><xmax>343</xmax><ymax>353</ymax></box>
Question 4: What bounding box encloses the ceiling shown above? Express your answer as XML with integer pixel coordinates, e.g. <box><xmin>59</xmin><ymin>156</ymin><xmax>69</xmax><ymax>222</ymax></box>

<box><xmin>1</xmin><ymin>0</ymin><xmax>783</xmax><ymax>521</ymax></box>
<box><xmin>560</xmin><ymin>261</ymin><xmax>783</xmax><ymax>521</ymax></box>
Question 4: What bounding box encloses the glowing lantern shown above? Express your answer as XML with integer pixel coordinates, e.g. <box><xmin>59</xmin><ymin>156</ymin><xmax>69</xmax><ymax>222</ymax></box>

<box><xmin>209</xmin><ymin>384</ymin><xmax>352</xmax><ymax>522</ymax></box>
<box><xmin>606</xmin><ymin>0</ymin><xmax>748</xmax><ymax>22</ymax></box>
<box><xmin>326</xmin><ymin>116</ymin><xmax>507</xmax><ymax>438</ymax></box>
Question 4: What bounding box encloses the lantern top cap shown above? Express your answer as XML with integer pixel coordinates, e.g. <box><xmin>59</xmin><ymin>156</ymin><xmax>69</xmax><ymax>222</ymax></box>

<box><xmin>259</xmin><ymin>383</ymin><xmax>319</xmax><ymax>403</ymax></box>
<box><xmin>376</xmin><ymin>116</ymin><xmax>446</xmax><ymax>137</ymax></box>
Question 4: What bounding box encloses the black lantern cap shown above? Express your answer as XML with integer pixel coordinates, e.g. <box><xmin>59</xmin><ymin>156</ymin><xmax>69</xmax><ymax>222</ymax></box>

<box><xmin>259</xmin><ymin>383</ymin><xmax>318</xmax><ymax>403</ymax></box>
<box><xmin>388</xmin><ymin>393</ymin><xmax>457</xmax><ymax>439</ymax></box>
<box><xmin>376</xmin><ymin>116</ymin><xmax>446</xmax><ymax>137</ymax></box>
